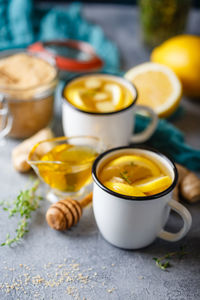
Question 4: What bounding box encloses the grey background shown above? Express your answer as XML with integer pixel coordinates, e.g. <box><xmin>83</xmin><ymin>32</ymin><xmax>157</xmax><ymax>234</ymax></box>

<box><xmin>0</xmin><ymin>4</ymin><xmax>200</xmax><ymax>300</ymax></box>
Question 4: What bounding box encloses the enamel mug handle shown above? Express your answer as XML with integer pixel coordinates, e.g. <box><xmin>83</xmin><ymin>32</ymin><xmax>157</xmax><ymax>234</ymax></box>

<box><xmin>130</xmin><ymin>105</ymin><xmax>158</xmax><ymax>144</ymax></box>
<box><xmin>158</xmin><ymin>199</ymin><xmax>192</xmax><ymax>242</ymax></box>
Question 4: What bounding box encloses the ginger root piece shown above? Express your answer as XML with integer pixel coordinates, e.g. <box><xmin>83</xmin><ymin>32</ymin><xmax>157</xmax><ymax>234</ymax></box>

<box><xmin>176</xmin><ymin>164</ymin><xmax>189</xmax><ymax>181</ymax></box>
<box><xmin>173</xmin><ymin>164</ymin><xmax>189</xmax><ymax>201</ymax></box>
<box><xmin>180</xmin><ymin>173</ymin><xmax>200</xmax><ymax>204</ymax></box>
<box><xmin>12</xmin><ymin>128</ymin><xmax>54</xmax><ymax>173</ymax></box>
<box><xmin>174</xmin><ymin>163</ymin><xmax>200</xmax><ymax>203</ymax></box>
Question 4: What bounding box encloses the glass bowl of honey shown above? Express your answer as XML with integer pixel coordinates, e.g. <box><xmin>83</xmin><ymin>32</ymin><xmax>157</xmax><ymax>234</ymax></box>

<box><xmin>28</xmin><ymin>136</ymin><xmax>106</xmax><ymax>202</ymax></box>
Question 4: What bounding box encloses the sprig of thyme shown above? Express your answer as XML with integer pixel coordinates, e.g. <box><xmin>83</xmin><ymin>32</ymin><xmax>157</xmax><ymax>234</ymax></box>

<box><xmin>120</xmin><ymin>171</ymin><xmax>131</xmax><ymax>184</ymax></box>
<box><xmin>153</xmin><ymin>245</ymin><xmax>188</xmax><ymax>270</ymax></box>
<box><xmin>0</xmin><ymin>180</ymin><xmax>42</xmax><ymax>246</ymax></box>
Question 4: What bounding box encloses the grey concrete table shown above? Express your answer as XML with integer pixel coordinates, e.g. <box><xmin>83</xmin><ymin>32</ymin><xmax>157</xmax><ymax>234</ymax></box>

<box><xmin>0</xmin><ymin>4</ymin><xmax>200</xmax><ymax>300</ymax></box>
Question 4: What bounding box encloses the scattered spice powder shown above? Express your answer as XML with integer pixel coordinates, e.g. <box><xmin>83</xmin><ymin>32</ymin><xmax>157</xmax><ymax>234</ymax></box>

<box><xmin>0</xmin><ymin>259</ymin><xmax>117</xmax><ymax>299</ymax></box>
<box><xmin>107</xmin><ymin>287</ymin><xmax>115</xmax><ymax>293</ymax></box>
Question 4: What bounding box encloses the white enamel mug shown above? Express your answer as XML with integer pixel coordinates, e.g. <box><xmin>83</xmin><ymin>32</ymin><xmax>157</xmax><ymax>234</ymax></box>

<box><xmin>92</xmin><ymin>147</ymin><xmax>192</xmax><ymax>249</ymax></box>
<box><xmin>62</xmin><ymin>74</ymin><xmax>158</xmax><ymax>148</ymax></box>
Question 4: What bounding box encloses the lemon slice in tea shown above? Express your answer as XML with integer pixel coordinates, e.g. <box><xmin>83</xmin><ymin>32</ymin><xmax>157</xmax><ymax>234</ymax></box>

<box><xmin>68</xmin><ymin>90</ymin><xmax>85</xmax><ymax>109</ymax></box>
<box><xmin>99</xmin><ymin>155</ymin><xmax>161</xmax><ymax>184</ymax></box>
<box><xmin>85</xmin><ymin>78</ymin><xmax>102</xmax><ymax>89</ymax></box>
<box><xmin>133</xmin><ymin>175</ymin><xmax>172</xmax><ymax>195</ymax></box>
<box><xmin>108</xmin><ymin>155</ymin><xmax>160</xmax><ymax>176</ymax></box>
<box><xmin>93</xmin><ymin>92</ymin><xmax>108</xmax><ymax>101</ymax></box>
<box><xmin>104</xmin><ymin>181</ymin><xmax>145</xmax><ymax>197</ymax></box>
<box><xmin>104</xmin><ymin>83</ymin><xmax>123</xmax><ymax>108</ymax></box>
<box><xmin>95</xmin><ymin>101</ymin><xmax>115</xmax><ymax>112</ymax></box>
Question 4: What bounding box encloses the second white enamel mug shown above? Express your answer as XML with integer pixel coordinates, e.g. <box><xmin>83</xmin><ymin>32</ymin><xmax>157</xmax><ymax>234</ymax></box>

<box><xmin>92</xmin><ymin>147</ymin><xmax>192</xmax><ymax>249</ymax></box>
<box><xmin>62</xmin><ymin>74</ymin><xmax>158</xmax><ymax>148</ymax></box>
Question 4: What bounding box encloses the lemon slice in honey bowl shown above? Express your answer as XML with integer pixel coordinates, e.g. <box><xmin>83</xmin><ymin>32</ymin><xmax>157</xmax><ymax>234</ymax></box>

<box><xmin>124</xmin><ymin>62</ymin><xmax>182</xmax><ymax>118</ymax></box>
<box><xmin>104</xmin><ymin>181</ymin><xmax>145</xmax><ymax>197</ymax></box>
<box><xmin>133</xmin><ymin>175</ymin><xmax>172</xmax><ymax>195</ymax></box>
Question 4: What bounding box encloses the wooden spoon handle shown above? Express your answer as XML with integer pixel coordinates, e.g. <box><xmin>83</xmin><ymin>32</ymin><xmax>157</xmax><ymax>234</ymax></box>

<box><xmin>79</xmin><ymin>192</ymin><xmax>93</xmax><ymax>209</ymax></box>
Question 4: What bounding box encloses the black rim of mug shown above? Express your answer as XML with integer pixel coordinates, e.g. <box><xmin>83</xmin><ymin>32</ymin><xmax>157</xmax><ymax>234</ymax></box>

<box><xmin>61</xmin><ymin>73</ymin><xmax>138</xmax><ymax>116</ymax></box>
<box><xmin>92</xmin><ymin>145</ymin><xmax>178</xmax><ymax>201</ymax></box>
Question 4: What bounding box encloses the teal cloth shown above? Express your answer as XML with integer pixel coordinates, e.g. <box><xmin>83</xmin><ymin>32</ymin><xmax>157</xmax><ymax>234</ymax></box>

<box><xmin>0</xmin><ymin>1</ymin><xmax>200</xmax><ymax>171</ymax></box>
<box><xmin>135</xmin><ymin>115</ymin><xmax>200</xmax><ymax>171</ymax></box>
<box><xmin>0</xmin><ymin>1</ymin><xmax>119</xmax><ymax>71</ymax></box>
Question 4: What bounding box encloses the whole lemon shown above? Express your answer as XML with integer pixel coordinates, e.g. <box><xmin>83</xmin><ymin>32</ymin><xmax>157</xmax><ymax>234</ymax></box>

<box><xmin>151</xmin><ymin>35</ymin><xmax>200</xmax><ymax>98</ymax></box>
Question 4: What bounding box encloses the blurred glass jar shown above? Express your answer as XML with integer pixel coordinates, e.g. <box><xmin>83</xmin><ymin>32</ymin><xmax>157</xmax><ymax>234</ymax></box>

<box><xmin>138</xmin><ymin>0</ymin><xmax>191</xmax><ymax>48</ymax></box>
<box><xmin>0</xmin><ymin>50</ymin><xmax>58</xmax><ymax>139</ymax></box>
<box><xmin>29</xmin><ymin>40</ymin><xmax>103</xmax><ymax>81</ymax></box>
<box><xmin>0</xmin><ymin>97</ymin><xmax>12</xmax><ymax>143</ymax></box>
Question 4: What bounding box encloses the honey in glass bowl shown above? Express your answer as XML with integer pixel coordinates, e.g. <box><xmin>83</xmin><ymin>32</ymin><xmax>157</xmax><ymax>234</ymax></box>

<box><xmin>28</xmin><ymin>136</ymin><xmax>105</xmax><ymax>198</ymax></box>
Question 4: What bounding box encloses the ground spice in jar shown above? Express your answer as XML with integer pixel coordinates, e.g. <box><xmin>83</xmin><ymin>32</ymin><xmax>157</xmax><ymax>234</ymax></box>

<box><xmin>0</xmin><ymin>52</ymin><xmax>58</xmax><ymax>138</ymax></box>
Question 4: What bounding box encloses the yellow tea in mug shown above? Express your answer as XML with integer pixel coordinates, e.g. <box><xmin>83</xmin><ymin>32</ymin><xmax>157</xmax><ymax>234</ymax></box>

<box><xmin>64</xmin><ymin>75</ymin><xmax>133</xmax><ymax>113</ymax></box>
<box><xmin>37</xmin><ymin>144</ymin><xmax>98</xmax><ymax>192</ymax></box>
<box><xmin>98</xmin><ymin>153</ymin><xmax>172</xmax><ymax>197</ymax></box>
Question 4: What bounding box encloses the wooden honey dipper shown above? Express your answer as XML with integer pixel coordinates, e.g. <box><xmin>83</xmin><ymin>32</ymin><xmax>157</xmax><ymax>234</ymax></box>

<box><xmin>46</xmin><ymin>192</ymin><xmax>93</xmax><ymax>231</ymax></box>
